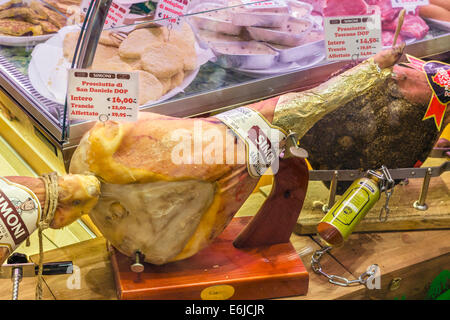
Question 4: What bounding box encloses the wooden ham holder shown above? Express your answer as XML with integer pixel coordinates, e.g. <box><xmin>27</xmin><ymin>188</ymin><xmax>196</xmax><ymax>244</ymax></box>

<box><xmin>108</xmin><ymin>157</ymin><xmax>310</xmax><ymax>300</ymax></box>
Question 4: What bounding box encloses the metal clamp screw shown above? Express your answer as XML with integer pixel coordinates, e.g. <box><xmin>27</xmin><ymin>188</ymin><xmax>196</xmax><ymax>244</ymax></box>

<box><xmin>131</xmin><ymin>251</ymin><xmax>144</xmax><ymax>273</ymax></box>
<box><xmin>413</xmin><ymin>168</ymin><xmax>432</xmax><ymax>211</ymax></box>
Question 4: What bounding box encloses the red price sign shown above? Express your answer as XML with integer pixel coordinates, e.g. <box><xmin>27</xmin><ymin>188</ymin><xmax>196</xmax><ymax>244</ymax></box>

<box><xmin>111</xmin><ymin>112</ymin><xmax>127</xmax><ymax>118</ymax></box>
<box><xmin>324</xmin><ymin>13</ymin><xmax>382</xmax><ymax>62</ymax></box>
<box><xmin>111</xmin><ymin>97</ymin><xmax>137</xmax><ymax>104</ymax></box>
<box><xmin>242</xmin><ymin>0</ymin><xmax>285</xmax><ymax>8</ymax></box>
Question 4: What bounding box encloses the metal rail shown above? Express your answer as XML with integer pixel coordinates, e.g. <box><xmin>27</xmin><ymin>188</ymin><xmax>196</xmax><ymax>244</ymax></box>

<box><xmin>309</xmin><ymin>161</ymin><xmax>450</xmax><ymax>181</ymax></box>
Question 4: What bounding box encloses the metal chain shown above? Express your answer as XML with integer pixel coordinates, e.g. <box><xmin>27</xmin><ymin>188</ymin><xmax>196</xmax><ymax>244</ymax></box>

<box><xmin>367</xmin><ymin>166</ymin><xmax>395</xmax><ymax>222</ymax></box>
<box><xmin>311</xmin><ymin>246</ymin><xmax>378</xmax><ymax>287</ymax></box>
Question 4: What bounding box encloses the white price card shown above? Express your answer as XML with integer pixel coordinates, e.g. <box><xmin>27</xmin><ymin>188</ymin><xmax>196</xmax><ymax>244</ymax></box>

<box><xmin>391</xmin><ymin>0</ymin><xmax>429</xmax><ymax>9</ymax></box>
<box><xmin>324</xmin><ymin>13</ymin><xmax>382</xmax><ymax>62</ymax></box>
<box><xmin>67</xmin><ymin>69</ymin><xmax>139</xmax><ymax>122</ymax></box>
<box><xmin>80</xmin><ymin>0</ymin><xmax>130</xmax><ymax>28</ymax></box>
<box><xmin>104</xmin><ymin>1</ymin><xmax>131</xmax><ymax>29</ymax></box>
<box><xmin>154</xmin><ymin>0</ymin><xmax>191</xmax><ymax>30</ymax></box>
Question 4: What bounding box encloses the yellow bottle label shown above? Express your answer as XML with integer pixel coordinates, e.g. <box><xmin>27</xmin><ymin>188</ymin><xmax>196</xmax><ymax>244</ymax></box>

<box><xmin>320</xmin><ymin>177</ymin><xmax>380</xmax><ymax>241</ymax></box>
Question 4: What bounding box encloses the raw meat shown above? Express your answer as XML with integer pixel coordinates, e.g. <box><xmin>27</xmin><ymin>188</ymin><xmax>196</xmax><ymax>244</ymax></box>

<box><xmin>323</xmin><ymin>0</ymin><xmax>368</xmax><ymax>16</ymax></box>
<box><xmin>383</xmin><ymin>12</ymin><xmax>430</xmax><ymax>39</ymax></box>
<box><xmin>365</xmin><ymin>0</ymin><xmax>401</xmax><ymax>21</ymax></box>
<box><xmin>300</xmin><ymin>0</ymin><xmax>326</xmax><ymax>14</ymax></box>
<box><xmin>382</xmin><ymin>30</ymin><xmax>404</xmax><ymax>46</ymax></box>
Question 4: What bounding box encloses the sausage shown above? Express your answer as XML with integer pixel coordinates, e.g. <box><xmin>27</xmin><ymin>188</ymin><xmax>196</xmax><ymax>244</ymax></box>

<box><xmin>430</xmin><ymin>0</ymin><xmax>450</xmax><ymax>11</ymax></box>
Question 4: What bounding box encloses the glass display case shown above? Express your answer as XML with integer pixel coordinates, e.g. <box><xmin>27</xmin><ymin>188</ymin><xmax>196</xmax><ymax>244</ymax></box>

<box><xmin>0</xmin><ymin>0</ymin><xmax>449</xmax><ymax>170</ymax></box>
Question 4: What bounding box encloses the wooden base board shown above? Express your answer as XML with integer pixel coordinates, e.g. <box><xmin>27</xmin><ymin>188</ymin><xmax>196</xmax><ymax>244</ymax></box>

<box><xmin>295</xmin><ymin>172</ymin><xmax>450</xmax><ymax>235</ymax></box>
<box><xmin>109</xmin><ymin>217</ymin><xmax>309</xmax><ymax>300</ymax></box>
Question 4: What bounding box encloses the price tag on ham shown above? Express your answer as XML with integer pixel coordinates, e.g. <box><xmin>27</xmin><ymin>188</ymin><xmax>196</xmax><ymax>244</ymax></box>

<box><xmin>215</xmin><ymin>107</ymin><xmax>287</xmax><ymax>178</ymax></box>
<box><xmin>67</xmin><ymin>69</ymin><xmax>139</xmax><ymax>122</ymax></box>
<box><xmin>324</xmin><ymin>13</ymin><xmax>382</xmax><ymax>62</ymax></box>
<box><xmin>154</xmin><ymin>0</ymin><xmax>191</xmax><ymax>30</ymax></box>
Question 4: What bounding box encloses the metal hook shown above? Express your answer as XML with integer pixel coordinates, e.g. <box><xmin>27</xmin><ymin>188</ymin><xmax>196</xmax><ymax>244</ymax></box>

<box><xmin>378</xmin><ymin>166</ymin><xmax>394</xmax><ymax>222</ymax></box>
<box><xmin>167</xmin><ymin>23</ymin><xmax>173</xmax><ymax>41</ymax></box>
<box><xmin>282</xmin><ymin>132</ymin><xmax>309</xmax><ymax>159</ymax></box>
<box><xmin>99</xmin><ymin>113</ymin><xmax>109</xmax><ymax>124</ymax></box>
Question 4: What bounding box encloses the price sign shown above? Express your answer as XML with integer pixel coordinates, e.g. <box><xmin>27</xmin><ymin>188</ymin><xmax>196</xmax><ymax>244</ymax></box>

<box><xmin>241</xmin><ymin>0</ymin><xmax>286</xmax><ymax>9</ymax></box>
<box><xmin>104</xmin><ymin>2</ymin><xmax>131</xmax><ymax>29</ymax></box>
<box><xmin>79</xmin><ymin>0</ymin><xmax>130</xmax><ymax>28</ymax></box>
<box><xmin>324</xmin><ymin>13</ymin><xmax>382</xmax><ymax>62</ymax></box>
<box><xmin>80</xmin><ymin>0</ymin><xmax>91</xmax><ymax>15</ymax></box>
<box><xmin>391</xmin><ymin>0</ymin><xmax>429</xmax><ymax>9</ymax></box>
<box><xmin>154</xmin><ymin>0</ymin><xmax>191</xmax><ymax>30</ymax></box>
<box><xmin>67</xmin><ymin>69</ymin><xmax>139</xmax><ymax>122</ymax></box>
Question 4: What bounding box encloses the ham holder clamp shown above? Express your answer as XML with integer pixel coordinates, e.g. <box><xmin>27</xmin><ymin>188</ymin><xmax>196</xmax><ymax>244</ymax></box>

<box><xmin>107</xmin><ymin>155</ymin><xmax>311</xmax><ymax>300</ymax></box>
